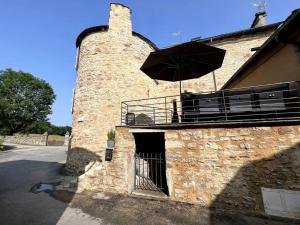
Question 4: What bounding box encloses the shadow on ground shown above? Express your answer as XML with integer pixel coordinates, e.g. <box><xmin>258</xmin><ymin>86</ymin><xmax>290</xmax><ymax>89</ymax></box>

<box><xmin>0</xmin><ymin>160</ymin><xmax>68</xmax><ymax>225</ymax></box>
<box><xmin>3</xmin><ymin>144</ymin><xmax>18</xmax><ymax>151</ymax></box>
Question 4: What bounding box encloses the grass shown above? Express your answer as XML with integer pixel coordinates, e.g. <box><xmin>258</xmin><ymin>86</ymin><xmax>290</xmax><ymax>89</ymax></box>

<box><xmin>48</xmin><ymin>135</ymin><xmax>65</xmax><ymax>142</ymax></box>
<box><xmin>47</xmin><ymin>135</ymin><xmax>65</xmax><ymax>146</ymax></box>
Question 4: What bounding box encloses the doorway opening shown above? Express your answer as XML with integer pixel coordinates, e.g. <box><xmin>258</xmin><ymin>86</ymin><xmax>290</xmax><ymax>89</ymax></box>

<box><xmin>133</xmin><ymin>132</ymin><xmax>169</xmax><ymax>196</ymax></box>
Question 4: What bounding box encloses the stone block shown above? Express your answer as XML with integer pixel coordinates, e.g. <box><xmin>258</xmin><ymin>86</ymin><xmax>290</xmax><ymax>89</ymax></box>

<box><xmin>205</xmin><ymin>142</ymin><xmax>220</xmax><ymax>150</ymax></box>
<box><xmin>165</xmin><ymin>133</ymin><xmax>179</xmax><ymax>139</ymax></box>
<box><xmin>240</xmin><ymin>143</ymin><xmax>255</xmax><ymax>150</ymax></box>
<box><xmin>175</xmin><ymin>189</ymin><xmax>185</xmax><ymax>194</ymax></box>
<box><xmin>165</xmin><ymin>141</ymin><xmax>184</xmax><ymax>149</ymax></box>
<box><xmin>240</xmin><ymin>129</ymin><xmax>251</xmax><ymax>136</ymax></box>
<box><xmin>182</xmin><ymin>136</ymin><xmax>191</xmax><ymax>141</ymax></box>
<box><xmin>231</xmin><ymin>136</ymin><xmax>244</xmax><ymax>141</ymax></box>
<box><xmin>193</xmin><ymin>130</ymin><xmax>202</xmax><ymax>139</ymax></box>
<box><xmin>166</xmin><ymin>152</ymin><xmax>182</xmax><ymax>158</ymax></box>
<box><xmin>187</xmin><ymin>143</ymin><xmax>197</xmax><ymax>150</ymax></box>
<box><xmin>278</xmin><ymin>127</ymin><xmax>293</xmax><ymax>135</ymax></box>
<box><xmin>225</xmin><ymin>129</ymin><xmax>239</xmax><ymax>137</ymax></box>
<box><xmin>183</xmin><ymin>183</ymin><xmax>194</xmax><ymax>189</ymax></box>
<box><xmin>224</xmin><ymin>144</ymin><xmax>238</xmax><ymax>151</ymax></box>
<box><xmin>220</xmin><ymin>136</ymin><xmax>230</xmax><ymax>141</ymax></box>
<box><xmin>245</xmin><ymin>137</ymin><xmax>255</xmax><ymax>141</ymax></box>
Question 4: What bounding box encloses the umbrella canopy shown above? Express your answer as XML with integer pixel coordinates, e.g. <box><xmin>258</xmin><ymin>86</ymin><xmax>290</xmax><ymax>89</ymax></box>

<box><xmin>140</xmin><ymin>41</ymin><xmax>226</xmax><ymax>82</ymax></box>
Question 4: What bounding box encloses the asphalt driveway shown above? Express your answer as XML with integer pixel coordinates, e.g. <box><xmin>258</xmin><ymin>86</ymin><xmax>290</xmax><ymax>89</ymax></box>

<box><xmin>0</xmin><ymin>144</ymin><xmax>102</xmax><ymax>225</ymax></box>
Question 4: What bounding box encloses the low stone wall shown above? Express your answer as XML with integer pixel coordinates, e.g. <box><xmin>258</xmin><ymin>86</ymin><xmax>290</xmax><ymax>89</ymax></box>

<box><xmin>76</xmin><ymin>125</ymin><xmax>300</xmax><ymax>213</ymax></box>
<box><xmin>1</xmin><ymin>133</ymin><xmax>48</xmax><ymax>146</ymax></box>
<box><xmin>75</xmin><ymin>129</ymin><xmax>135</xmax><ymax>193</ymax></box>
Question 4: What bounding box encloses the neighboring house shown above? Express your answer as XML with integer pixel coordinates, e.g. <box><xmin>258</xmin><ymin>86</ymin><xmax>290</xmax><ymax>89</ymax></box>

<box><xmin>67</xmin><ymin>3</ymin><xmax>300</xmax><ymax>219</ymax></box>
<box><xmin>223</xmin><ymin>9</ymin><xmax>300</xmax><ymax>89</ymax></box>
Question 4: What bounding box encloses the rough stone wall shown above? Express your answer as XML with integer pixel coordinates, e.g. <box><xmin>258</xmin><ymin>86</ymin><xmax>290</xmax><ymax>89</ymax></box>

<box><xmin>68</xmin><ymin>3</ymin><xmax>157</xmax><ymax>174</ymax></box>
<box><xmin>164</xmin><ymin>126</ymin><xmax>300</xmax><ymax>211</ymax></box>
<box><xmin>87</xmin><ymin>125</ymin><xmax>300</xmax><ymax>213</ymax></box>
<box><xmin>77</xmin><ymin>127</ymin><xmax>136</xmax><ymax>193</ymax></box>
<box><xmin>1</xmin><ymin>133</ymin><xmax>48</xmax><ymax>146</ymax></box>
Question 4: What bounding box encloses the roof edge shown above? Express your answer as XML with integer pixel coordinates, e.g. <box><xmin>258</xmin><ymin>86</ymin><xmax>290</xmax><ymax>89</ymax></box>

<box><xmin>76</xmin><ymin>25</ymin><xmax>108</xmax><ymax>47</ymax></box>
<box><xmin>193</xmin><ymin>22</ymin><xmax>281</xmax><ymax>44</ymax></box>
<box><xmin>75</xmin><ymin>25</ymin><xmax>158</xmax><ymax>50</ymax></box>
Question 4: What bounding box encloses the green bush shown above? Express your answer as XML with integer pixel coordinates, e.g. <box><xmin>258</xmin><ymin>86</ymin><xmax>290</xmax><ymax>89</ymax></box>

<box><xmin>18</xmin><ymin>121</ymin><xmax>71</xmax><ymax>136</ymax></box>
<box><xmin>0</xmin><ymin>138</ymin><xmax>4</xmax><ymax>151</ymax></box>
<box><xmin>107</xmin><ymin>129</ymin><xmax>116</xmax><ymax>141</ymax></box>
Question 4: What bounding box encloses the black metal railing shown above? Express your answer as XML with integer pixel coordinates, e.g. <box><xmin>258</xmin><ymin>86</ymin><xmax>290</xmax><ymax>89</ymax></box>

<box><xmin>134</xmin><ymin>153</ymin><xmax>167</xmax><ymax>193</ymax></box>
<box><xmin>121</xmin><ymin>81</ymin><xmax>300</xmax><ymax>126</ymax></box>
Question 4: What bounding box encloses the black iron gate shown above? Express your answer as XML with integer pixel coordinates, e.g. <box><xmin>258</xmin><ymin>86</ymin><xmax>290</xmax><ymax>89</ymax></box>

<box><xmin>134</xmin><ymin>152</ymin><xmax>167</xmax><ymax>193</ymax></box>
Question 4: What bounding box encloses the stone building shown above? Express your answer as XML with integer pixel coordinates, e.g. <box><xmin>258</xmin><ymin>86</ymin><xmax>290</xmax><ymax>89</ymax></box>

<box><xmin>67</xmin><ymin>3</ymin><xmax>300</xmax><ymax>218</ymax></box>
<box><xmin>67</xmin><ymin>3</ymin><xmax>279</xmax><ymax>173</ymax></box>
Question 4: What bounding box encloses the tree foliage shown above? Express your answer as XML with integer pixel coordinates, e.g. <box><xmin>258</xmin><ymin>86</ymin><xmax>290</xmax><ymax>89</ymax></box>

<box><xmin>23</xmin><ymin>121</ymin><xmax>72</xmax><ymax>136</ymax></box>
<box><xmin>0</xmin><ymin>137</ymin><xmax>3</xmax><ymax>151</ymax></box>
<box><xmin>0</xmin><ymin>69</ymin><xmax>56</xmax><ymax>135</ymax></box>
<box><xmin>48</xmin><ymin>125</ymin><xmax>72</xmax><ymax>136</ymax></box>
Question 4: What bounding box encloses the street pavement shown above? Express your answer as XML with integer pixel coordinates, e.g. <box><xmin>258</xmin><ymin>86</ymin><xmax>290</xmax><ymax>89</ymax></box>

<box><xmin>0</xmin><ymin>144</ymin><xmax>102</xmax><ymax>225</ymax></box>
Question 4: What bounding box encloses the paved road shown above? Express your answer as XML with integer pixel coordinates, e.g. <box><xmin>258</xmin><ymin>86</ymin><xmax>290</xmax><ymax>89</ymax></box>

<box><xmin>0</xmin><ymin>144</ymin><xmax>102</xmax><ymax>225</ymax></box>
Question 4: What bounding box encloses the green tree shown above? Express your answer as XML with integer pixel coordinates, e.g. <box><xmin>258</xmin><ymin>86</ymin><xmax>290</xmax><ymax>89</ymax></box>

<box><xmin>23</xmin><ymin>121</ymin><xmax>51</xmax><ymax>134</ymax></box>
<box><xmin>48</xmin><ymin>125</ymin><xmax>72</xmax><ymax>136</ymax></box>
<box><xmin>0</xmin><ymin>69</ymin><xmax>56</xmax><ymax>135</ymax></box>
<box><xmin>22</xmin><ymin>121</ymin><xmax>72</xmax><ymax>136</ymax></box>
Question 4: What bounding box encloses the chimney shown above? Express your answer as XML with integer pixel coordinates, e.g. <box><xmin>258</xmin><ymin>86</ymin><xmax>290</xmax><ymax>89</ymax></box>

<box><xmin>108</xmin><ymin>3</ymin><xmax>132</xmax><ymax>35</ymax></box>
<box><xmin>251</xmin><ymin>11</ymin><xmax>267</xmax><ymax>28</ymax></box>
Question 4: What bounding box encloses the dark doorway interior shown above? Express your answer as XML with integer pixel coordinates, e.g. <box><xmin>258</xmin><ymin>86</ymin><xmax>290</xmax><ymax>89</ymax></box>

<box><xmin>133</xmin><ymin>133</ymin><xmax>169</xmax><ymax>195</ymax></box>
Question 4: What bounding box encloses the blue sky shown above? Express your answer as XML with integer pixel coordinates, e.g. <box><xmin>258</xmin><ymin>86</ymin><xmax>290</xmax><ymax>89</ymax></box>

<box><xmin>0</xmin><ymin>0</ymin><xmax>299</xmax><ymax>126</ymax></box>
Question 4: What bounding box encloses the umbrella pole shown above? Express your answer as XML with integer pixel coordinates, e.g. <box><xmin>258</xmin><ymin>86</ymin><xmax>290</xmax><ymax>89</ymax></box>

<box><xmin>213</xmin><ymin>71</ymin><xmax>217</xmax><ymax>91</ymax></box>
<box><xmin>179</xmin><ymin>80</ymin><xmax>182</xmax><ymax>123</ymax></box>
<box><xmin>180</xmin><ymin>80</ymin><xmax>182</xmax><ymax>96</ymax></box>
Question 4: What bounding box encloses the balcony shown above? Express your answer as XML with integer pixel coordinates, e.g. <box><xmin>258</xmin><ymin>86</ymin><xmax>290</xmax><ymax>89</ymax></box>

<box><xmin>121</xmin><ymin>81</ymin><xmax>300</xmax><ymax>127</ymax></box>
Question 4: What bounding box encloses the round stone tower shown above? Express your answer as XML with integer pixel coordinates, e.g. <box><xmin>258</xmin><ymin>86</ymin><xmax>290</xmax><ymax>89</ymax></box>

<box><xmin>66</xmin><ymin>3</ymin><xmax>158</xmax><ymax>174</ymax></box>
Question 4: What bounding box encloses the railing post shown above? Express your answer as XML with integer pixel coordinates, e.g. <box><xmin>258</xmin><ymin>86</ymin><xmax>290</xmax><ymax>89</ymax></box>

<box><xmin>222</xmin><ymin>90</ymin><xmax>228</xmax><ymax>121</ymax></box>
<box><xmin>121</xmin><ymin>102</ymin><xmax>124</xmax><ymax>125</ymax></box>
<box><xmin>134</xmin><ymin>153</ymin><xmax>137</xmax><ymax>190</ymax></box>
<box><xmin>153</xmin><ymin>108</ymin><xmax>156</xmax><ymax>124</ymax></box>
<box><xmin>159</xmin><ymin>153</ymin><xmax>162</xmax><ymax>189</ymax></box>
<box><xmin>127</xmin><ymin>104</ymin><xmax>129</xmax><ymax>120</ymax></box>
<box><xmin>165</xmin><ymin>97</ymin><xmax>167</xmax><ymax>124</ymax></box>
<box><xmin>125</xmin><ymin>103</ymin><xmax>129</xmax><ymax>126</ymax></box>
